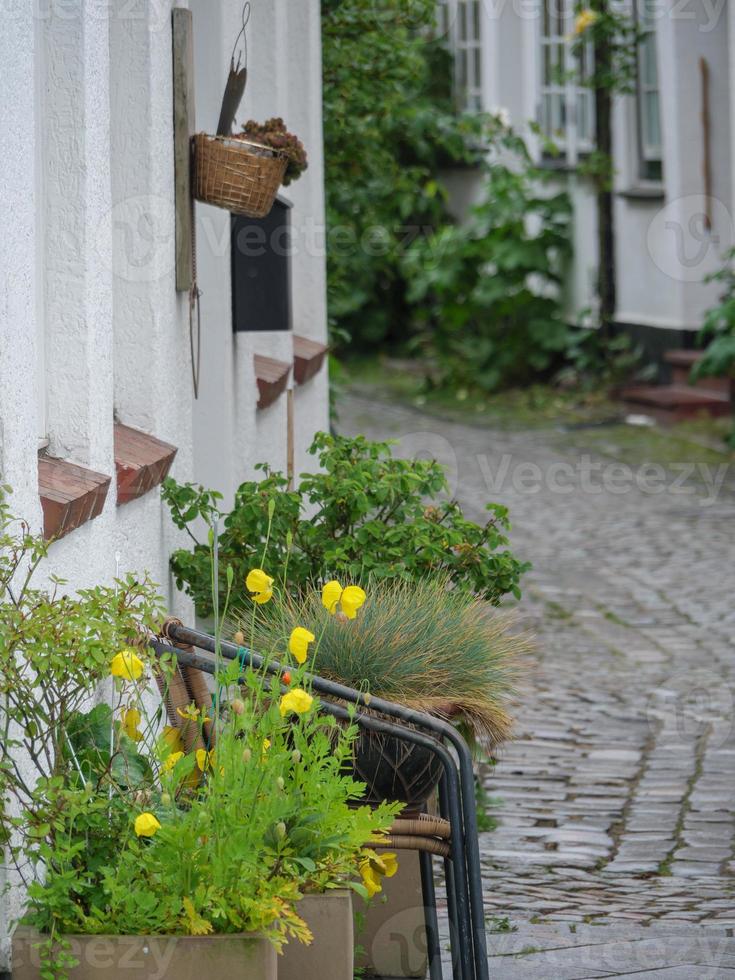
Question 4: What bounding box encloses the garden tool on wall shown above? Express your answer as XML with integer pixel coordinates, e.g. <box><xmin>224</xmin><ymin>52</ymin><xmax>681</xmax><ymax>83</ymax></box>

<box><xmin>216</xmin><ymin>2</ymin><xmax>250</xmax><ymax>136</ymax></box>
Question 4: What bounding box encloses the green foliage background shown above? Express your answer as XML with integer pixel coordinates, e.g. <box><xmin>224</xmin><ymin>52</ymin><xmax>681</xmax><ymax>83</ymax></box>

<box><xmin>321</xmin><ymin>0</ymin><xmax>573</xmax><ymax>390</ymax></box>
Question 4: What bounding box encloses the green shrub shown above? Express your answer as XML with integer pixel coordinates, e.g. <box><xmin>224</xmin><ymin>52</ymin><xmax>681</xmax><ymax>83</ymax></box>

<box><xmin>691</xmin><ymin>250</ymin><xmax>735</xmax><ymax>445</ymax></box>
<box><xmin>402</xmin><ymin>124</ymin><xmax>573</xmax><ymax>393</ymax></box>
<box><xmin>162</xmin><ymin>432</ymin><xmax>529</xmax><ymax>619</ymax></box>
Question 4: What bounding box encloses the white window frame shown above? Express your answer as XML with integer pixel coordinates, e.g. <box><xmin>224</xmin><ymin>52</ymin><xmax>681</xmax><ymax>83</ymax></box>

<box><xmin>438</xmin><ymin>0</ymin><xmax>483</xmax><ymax>113</ymax></box>
<box><xmin>633</xmin><ymin>0</ymin><xmax>662</xmax><ymax>180</ymax></box>
<box><xmin>538</xmin><ymin>0</ymin><xmax>595</xmax><ymax>166</ymax></box>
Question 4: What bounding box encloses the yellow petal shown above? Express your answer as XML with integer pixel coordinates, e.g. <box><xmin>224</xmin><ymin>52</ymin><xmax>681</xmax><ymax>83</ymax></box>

<box><xmin>377</xmin><ymin>852</ymin><xmax>399</xmax><ymax>878</ymax></box>
<box><xmin>196</xmin><ymin>749</ymin><xmax>216</xmax><ymax>772</ymax></box>
<box><xmin>321</xmin><ymin>580</ymin><xmax>343</xmax><ymax>613</ymax></box>
<box><xmin>340</xmin><ymin>585</ymin><xmax>366</xmax><ymax>620</ymax></box>
<box><xmin>252</xmin><ymin>588</ymin><xmax>273</xmax><ymax>605</ymax></box>
<box><xmin>122</xmin><ymin>708</ymin><xmax>143</xmax><ymax>742</ymax></box>
<box><xmin>111</xmin><ymin>650</ymin><xmax>145</xmax><ymax>681</ymax></box>
<box><xmin>359</xmin><ymin>860</ymin><xmax>382</xmax><ymax>898</ymax></box>
<box><xmin>288</xmin><ymin>627</ymin><xmax>316</xmax><ymax>665</ymax></box>
<box><xmin>161</xmin><ymin>725</ymin><xmax>184</xmax><ymax>753</ymax></box>
<box><xmin>279</xmin><ymin>688</ymin><xmax>314</xmax><ymax>717</ymax></box>
<box><xmin>162</xmin><ymin>751</ymin><xmax>184</xmax><ymax>773</ymax></box>
<box><xmin>246</xmin><ymin>568</ymin><xmax>274</xmax><ymax>595</ymax></box>
<box><xmin>134</xmin><ymin>812</ymin><xmax>161</xmax><ymax>838</ymax></box>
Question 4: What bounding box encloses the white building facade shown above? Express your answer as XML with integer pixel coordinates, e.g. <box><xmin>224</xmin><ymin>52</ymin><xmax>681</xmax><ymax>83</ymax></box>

<box><xmin>440</xmin><ymin>0</ymin><xmax>735</xmax><ymax>368</ymax></box>
<box><xmin>0</xmin><ymin>2</ymin><xmax>328</xmax><ymax>962</ymax></box>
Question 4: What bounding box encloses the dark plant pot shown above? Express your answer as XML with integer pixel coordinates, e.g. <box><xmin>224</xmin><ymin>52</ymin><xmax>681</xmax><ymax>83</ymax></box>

<box><xmin>351</xmin><ymin>728</ymin><xmax>443</xmax><ymax>807</ymax></box>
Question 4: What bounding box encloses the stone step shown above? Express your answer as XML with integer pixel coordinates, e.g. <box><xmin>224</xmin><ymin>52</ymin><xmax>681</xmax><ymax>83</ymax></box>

<box><xmin>620</xmin><ymin>383</ymin><xmax>732</xmax><ymax>422</ymax></box>
<box><xmin>664</xmin><ymin>349</ymin><xmax>732</xmax><ymax>394</ymax></box>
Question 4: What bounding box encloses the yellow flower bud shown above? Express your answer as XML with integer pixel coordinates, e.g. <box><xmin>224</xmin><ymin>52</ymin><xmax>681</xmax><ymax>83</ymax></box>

<box><xmin>291</xmin><ymin>749</ymin><xmax>301</xmax><ymax>764</ymax></box>
<box><xmin>276</xmin><ymin>776</ymin><xmax>285</xmax><ymax>790</ymax></box>
<box><xmin>230</xmin><ymin>698</ymin><xmax>245</xmax><ymax>716</ymax></box>
<box><xmin>242</xmin><ymin>748</ymin><xmax>252</xmax><ymax>764</ymax></box>
<box><xmin>275</xmin><ymin>821</ymin><xmax>287</xmax><ymax>839</ymax></box>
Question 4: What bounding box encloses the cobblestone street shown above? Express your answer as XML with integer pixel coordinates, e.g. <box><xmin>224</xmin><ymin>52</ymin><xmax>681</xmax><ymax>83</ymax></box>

<box><xmin>338</xmin><ymin>389</ymin><xmax>735</xmax><ymax>978</ymax></box>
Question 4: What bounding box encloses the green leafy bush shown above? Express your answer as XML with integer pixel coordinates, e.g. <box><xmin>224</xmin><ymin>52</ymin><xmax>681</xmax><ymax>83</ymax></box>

<box><xmin>3</xmin><ymin>491</ymin><xmax>400</xmax><ymax>975</ymax></box>
<box><xmin>163</xmin><ymin>432</ymin><xmax>529</xmax><ymax>619</ymax></box>
<box><xmin>321</xmin><ymin>0</ymin><xmax>487</xmax><ymax>347</ymax></box>
<box><xmin>692</xmin><ymin>251</ymin><xmax>735</xmax><ymax>445</ymax></box>
<box><xmin>402</xmin><ymin>124</ymin><xmax>572</xmax><ymax>393</ymax></box>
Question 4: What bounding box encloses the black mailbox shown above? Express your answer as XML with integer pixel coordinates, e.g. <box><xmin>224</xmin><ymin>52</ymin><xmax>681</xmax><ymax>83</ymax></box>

<box><xmin>231</xmin><ymin>196</ymin><xmax>292</xmax><ymax>332</ymax></box>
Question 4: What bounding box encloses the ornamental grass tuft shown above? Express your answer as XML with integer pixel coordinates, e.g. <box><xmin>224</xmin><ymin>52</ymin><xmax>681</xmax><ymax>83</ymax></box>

<box><xmin>235</xmin><ymin>577</ymin><xmax>529</xmax><ymax>747</ymax></box>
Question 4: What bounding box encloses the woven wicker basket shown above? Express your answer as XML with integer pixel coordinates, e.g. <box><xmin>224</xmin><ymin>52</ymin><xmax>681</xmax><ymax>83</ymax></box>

<box><xmin>192</xmin><ymin>133</ymin><xmax>287</xmax><ymax>218</ymax></box>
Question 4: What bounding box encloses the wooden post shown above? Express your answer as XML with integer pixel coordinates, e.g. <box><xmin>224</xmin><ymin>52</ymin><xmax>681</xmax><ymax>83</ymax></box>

<box><xmin>593</xmin><ymin>2</ymin><xmax>616</xmax><ymax>341</ymax></box>
<box><xmin>700</xmin><ymin>56</ymin><xmax>712</xmax><ymax>232</ymax></box>
<box><xmin>173</xmin><ymin>9</ymin><xmax>195</xmax><ymax>292</ymax></box>
<box><xmin>286</xmin><ymin>386</ymin><xmax>295</xmax><ymax>490</ymax></box>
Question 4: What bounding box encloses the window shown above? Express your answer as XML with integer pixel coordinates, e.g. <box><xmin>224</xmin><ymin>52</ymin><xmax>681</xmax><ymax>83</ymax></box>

<box><xmin>634</xmin><ymin>0</ymin><xmax>662</xmax><ymax>181</ymax></box>
<box><xmin>538</xmin><ymin>0</ymin><xmax>594</xmax><ymax>165</ymax></box>
<box><xmin>437</xmin><ymin>0</ymin><xmax>483</xmax><ymax>112</ymax></box>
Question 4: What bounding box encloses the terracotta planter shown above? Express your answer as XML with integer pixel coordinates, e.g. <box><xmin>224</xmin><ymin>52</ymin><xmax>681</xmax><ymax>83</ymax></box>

<box><xmin>12</xmin><ymin>927</ymin><xmax>276</xmax><ymax>980</ymax></box>
<box><xmin>279</xmin><ymin>889</ymin><xmax>353</xmax><ymax>980</ymax></box>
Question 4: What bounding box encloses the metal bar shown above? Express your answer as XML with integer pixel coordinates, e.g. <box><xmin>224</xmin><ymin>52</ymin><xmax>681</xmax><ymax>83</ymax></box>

<box><xmin>158</xmin><ymin>625</ymin><xmax>489</xmax><ymax>978</ymax></box>
<box><xmin>420</xmin><ymin>848</ymin><xmax>444</xmax><ymax>980</ymax></box>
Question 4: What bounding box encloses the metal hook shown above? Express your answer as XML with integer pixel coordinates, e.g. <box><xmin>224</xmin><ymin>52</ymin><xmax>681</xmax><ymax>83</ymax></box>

<box><xmin>230</xmin><ymin>1</ymin><xmax>250</xmax><ymax>72</ymax></box>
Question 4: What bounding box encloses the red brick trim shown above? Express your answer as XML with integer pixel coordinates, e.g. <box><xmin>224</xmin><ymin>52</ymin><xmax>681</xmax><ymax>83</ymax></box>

<box><xmin>38</xmin><ymin>454</ymin><xmax>110</xmax><ymax>541</ymax></box>
<box><xmin>293</xmin><ymin>334</ymin><xmax>328</xmax><ymax>385</ymax></box>
<box><xmin>114</xmin><ymin>423</ymin><xmax>178</xmax><ymax>506</ymax></box>
<box><xmin>254</xmin><ymin>354</ymin><xmax>291</xmax><ymax>409</ymax></box>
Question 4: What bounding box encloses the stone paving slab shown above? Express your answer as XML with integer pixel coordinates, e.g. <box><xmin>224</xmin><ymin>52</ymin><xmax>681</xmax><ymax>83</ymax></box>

<box><xmin>339</xmin><ymin>391</ymin><xmax>735</xmax><ymax>979</ymax></box>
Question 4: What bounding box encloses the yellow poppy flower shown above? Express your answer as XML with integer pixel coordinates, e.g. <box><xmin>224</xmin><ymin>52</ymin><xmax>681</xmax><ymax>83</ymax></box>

<box><xmin>161</xmin><ymin>725</ymin><xmax>184</xmax><ymax>753</ymax></box>
<box><xmin>134</xmin><ymin>812</ymin><xmax>161</xmax><ymax>838</ymax></box>
<box><xmin>161</xmin><ymin>751</ymin><xmax>184</xmax><ymax>773</ymax></box>
<box><xmin>288</xmin><ymin>627</ymin><xmax>316</xmax><ymax>665</ymax></box>
<box><xmin>321</xmin><ymin>579</ymin><xmax>343</xmax><ymax>613</ymax></box>
<box><xmin>261</xmin><ymin>738</ymin><xmax>271</xmax><ymax>760</ymax></box>
<box><xmin>195</xmin><ymin>748</ymin><xmax>217</xmax><ymax>772</ymax></box>
<box><xmin>176</xmin><ymin>703</ymin><xmax>211</xmax><ymax>725</ymax></box>
<box><xmin>110</xmin><ymin>649</ymin><xmax>144</xmax><ymax>682</ymax></box>
<box><xmin>340</xmin><ymin>585</ymin><xmax>366</xmax><ymax>620</ymax></box>
<box><xmin>246</xmin><ymin>568</ymin><xmax>274</xmax><ymax>604</ymax></box>
<box><xmin>279</xmin><ymin>688</ymin><xmax>314</xmax><ymax>718</ymax></box>
<box><xmin>574</xmin><ymin>8</ymin><xmax>597</xmax><ymax>34</ymax></box>
<box><xmin>122</xmin><ymin>708</ymin><xmax>143</xmax><ymax>742</ymax></box>
<box><xmin>359</xmin><ymin>851</ymin><xmax>398</xmax><ymax>897</ymax></box>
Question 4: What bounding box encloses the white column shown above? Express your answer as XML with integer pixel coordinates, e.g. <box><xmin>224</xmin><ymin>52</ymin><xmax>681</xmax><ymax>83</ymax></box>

<box><xmin>42</xmin><ymin>2</ymin><xmax>114</xmax><ymax>474</ymax></box>
<box><xmin>0</xmin><ymin>8</ymin><xmax>42</xmax><ymax>526</ymax></box>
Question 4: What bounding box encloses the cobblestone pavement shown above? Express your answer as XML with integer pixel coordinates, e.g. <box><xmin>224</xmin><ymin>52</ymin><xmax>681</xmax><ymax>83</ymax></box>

<box><xmin>338</xmin><ymin>389</ymin><xmax>735</xmax><ymax>978</ymax></box>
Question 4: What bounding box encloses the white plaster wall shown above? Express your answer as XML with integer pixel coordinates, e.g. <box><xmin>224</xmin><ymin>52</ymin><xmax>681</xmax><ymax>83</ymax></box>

<box><xmin>2</xmin><ymin>0</ymin><xmax>329</xmax><ymax>960</ymax></box>
<box><xmin>471</xmin><ymin>0</ymin><xmax>733</xmax><ymax>335</ymax></box>
<box><xmin>191</xmin><ymin>0</ymin><xmax>329</xmax><ymax>506</ymax></box>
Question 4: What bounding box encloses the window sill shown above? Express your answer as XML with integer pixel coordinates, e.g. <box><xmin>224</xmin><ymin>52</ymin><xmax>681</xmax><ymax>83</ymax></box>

<box><xmin>114</xmin><ymin>423</ymin><xmax>178</xmax><ymax>506</ymax></box>
<box><xmin>617</xmin><ymin>184</ymin><xmax>665</xmax><ymax>202</ymax></box>
<box><xmin>254</xmin><ymin>355</ymin><xmax>291</xmax><ymax>409</ymax></box>
<box><xmin>293</xmin><ymin>335</ymin><xmax>328</xmax><ymax>386</ymax></box>
<box><xmin>38</xmin><ymin>453</ymin><xmax>110</xmax><ymax>541</ymax></box>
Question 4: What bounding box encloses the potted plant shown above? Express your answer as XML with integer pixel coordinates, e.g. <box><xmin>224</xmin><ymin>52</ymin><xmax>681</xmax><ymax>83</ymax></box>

<box><xmin>1</xmin><ymin>491</ymin><xmax>400</xmax><ymax>980</ymax></box>
<box><xmin>238</xmin><ymin>117</ymin><xmax>308</xmax><ymax>186</ymax></box>
<box><xmin>237</xmin><ymin>576</ymin><xmax>526</xmax><ymax>807</ymax></box>
<box><xmin>193</xmin><ymin>118</ymin><xmax>307</xmax><ymax>219</ymax></box>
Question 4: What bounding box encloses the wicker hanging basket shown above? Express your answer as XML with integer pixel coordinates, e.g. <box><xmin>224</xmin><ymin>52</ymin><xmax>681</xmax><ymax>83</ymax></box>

<box><xmin>192</xmin><ymin>133</ymin><xmax>287</xmax><ymax>218</ymax></box>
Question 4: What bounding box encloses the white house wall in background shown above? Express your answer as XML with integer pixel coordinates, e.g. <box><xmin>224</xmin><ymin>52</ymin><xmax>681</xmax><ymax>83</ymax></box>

<box><xmin>440</xmin><ymin>0</ymin><xmax>734</xmax><ymax>363</ymax></box>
